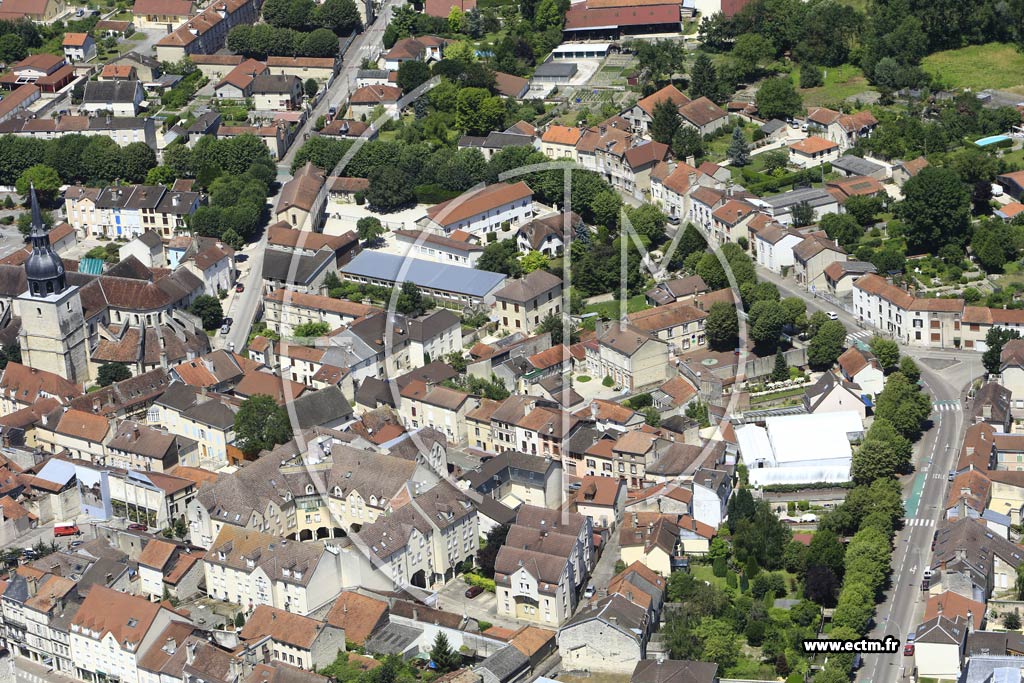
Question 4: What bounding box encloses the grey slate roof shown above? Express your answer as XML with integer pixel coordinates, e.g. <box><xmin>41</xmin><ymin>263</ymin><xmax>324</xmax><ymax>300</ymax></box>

<box><xmin>831</xmin><ymin>154</ymin><xmax>885</xmax><ymax>176</ymax></box>
<box><xmin>365</xmin><ymin>622</ymin><xmax>422</xmax><ymax>656</ymax></box>
<box><xmin>762</xmin><ymin>187</ymin><xmax>836</xmax><ymax>210</ymax></box>
<box><xmin>533</xmin><ymin>61</ymin><xmax>577</xmax><ymax>78</ymax></box>
<box><xmin>476</xmin><ymin>645</ymin><xmax>530</xmax><ymax>683</ymax></box>
<box><xmin>632</xmin><ymin>659</ymin><xmax>719</xmax><ymax>683</ymax></box>
<box><xmin>263</xmin><ymin>248</ymin><xmax>335</xmax><ymax>286</ymax></box>
<box><xmin>289</xmin><ymin>386</ymin><xmax>353</xmax><ymax>429</ymax></box>
<box><xmin>83</xmin><ymin>80</ymin><xmax>141</xmax><ymax>103</ymax></box>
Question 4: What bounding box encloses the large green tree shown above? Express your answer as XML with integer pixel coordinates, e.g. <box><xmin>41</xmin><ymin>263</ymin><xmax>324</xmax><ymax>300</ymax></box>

<box><xmin>873</xmin><ymin>372</ymin><xmax>932</xmax><ymax>440</ymax></box>
<box><xmin>189</xmin><ymin>295</ymin><xmax>224</xmax><ymax>330</ymax></box>
<box><xmin>705</xmin><ymin>302</ymin><xmax>739</xmax><ymax>351</ymax></box>
<box><xmin>650</xmin><ymin>98</ymin><xmax>681</xmax><ymax>145</ymax></box>
<box><xmin>755</xmin><ymin>77</ymin><xmax>803</xmax><ymax>120</ymax></box>
<box><xmin>851</xmin><ymin>417</ymin><xmax>913</xmax><ymax>484</ymax></box>
<box><xmin>983</xmin><ymin>327</ymin><xmax>1021</xmax><ymax>374</ymax></box>
<box><xmin>807</xmin><ymin>319</ymin><xmax>847</xmax><ymax>368</ymax></box>
<box><xmin>867</xmin><ymin>336</ymin><xmax>900</xmax><ymax>371</ymax></box>
<box><xmin>897</xmin><ymin>166</ymin><xmax>971</xmax><ymax>253</ymax></box>
<box><xmin>234</xmin><ymin>394</ymin><xmax>294</xmax><ymax>456</ymax></box>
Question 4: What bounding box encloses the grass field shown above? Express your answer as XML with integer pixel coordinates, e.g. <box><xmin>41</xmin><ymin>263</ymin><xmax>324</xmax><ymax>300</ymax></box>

<box><xmin>795</xmin><ymin>64</ymin><xmax>874</xmax><ymax>107</ymax></box>
<box><xmin>923</xmin><ymin>43</ymin><xmax>1024</xmax><ymax>90</ymax></box>
<box><xmin>583</xmin><ymin>295</ymin><xmax>649</xmax><ymax>319</ymax></box>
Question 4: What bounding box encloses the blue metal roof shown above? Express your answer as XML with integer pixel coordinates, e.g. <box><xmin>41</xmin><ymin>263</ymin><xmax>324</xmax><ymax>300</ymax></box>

<box><xmin>79</xmin><ymin>258</ymin><xmax>104</xmax><ymax>275</ymax></box>
<box><xmin>341</xmin><ymin>251</ymin><xmax>507</xmax><ymax>297</ymax></box>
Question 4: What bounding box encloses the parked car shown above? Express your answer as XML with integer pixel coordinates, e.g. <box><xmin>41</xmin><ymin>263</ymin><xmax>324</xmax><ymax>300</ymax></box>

<box><xmin>568</xmin><ymin>482</ymin><xmax>582</xmax><ymax>492</ymax></box>
<box><xmin>583</xmin><ymin>584</ymin><xmax>595</xmax><ymax>599</ymax></box>
<box><xmin>904</xmin><ymin>644</ymin><xmax>915</xmax><ymax>657</ymax></box>
<box><xmin>128</xmin><ymin>523</ymin><xmax>148</xmax><ymax>531</ymax></box>
<box><xmin>235</xmin><ymin>282</ymin><xmax>245</xmax><ymax>293</ymax></box>
<box><xmin>827</xmin><ymin>311</ymin><xmax>839</xmax><ymax>320</ymax></box>
<box><xmin>465</xmin><ymin>585</ymin><xmax>484</xmax><ymax>599</ymax></box>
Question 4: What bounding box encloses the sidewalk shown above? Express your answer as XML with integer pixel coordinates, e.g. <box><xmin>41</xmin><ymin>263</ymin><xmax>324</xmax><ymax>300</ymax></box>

<box><xmin>10</xmin><ymin>656</ymin><xmax>80</xmax><ymax>683</ymax></box>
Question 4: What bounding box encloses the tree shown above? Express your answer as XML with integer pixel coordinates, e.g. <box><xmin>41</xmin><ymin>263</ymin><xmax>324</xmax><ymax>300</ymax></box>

<box><xmin>799</xmin><ymin>63</ymin><xmax>824</xmax><ymax>88</ymax></box>
<box><xmin>807</xmin><ymin>319</ymin><xmax>847</xmax><ymax>368</ymax></box>
<box><xmin>852</xmin><ymin>417</ymin><xmax>913</xmax><ymax>483</ymax></box>
<box><xmin>748</xmin><ymin>300</ymin><xmax>785</xmax><ymax>351</ymax></box>
<box><xmin>293</xmin><ymin>321</ymin><xmax>331</xmax><ymax>337</ymax></box>
<box><xmin>430</xmin><ymin>633</ymin><xmax>460</xmax><ymax>673</ymax></box>
<box><xmin>519</xmin><ymin>250</ymin><xmax>548</xmax><ymax>273</ymax></box>
<box><xmin>868</xmin><ymin>336</ymin><xmax>900</xmax><ymax>371</ymax></box>
<box><xmin>395</xmin><ymin>281</ymin><xmax>431</xmax><ymax>317</ymax></box>
<box><xmin>899</xmin><ymin>355</ymin><xmax>921</xmax><ymax>384</ymax></box>
<box><xmin>234</xmin><ymin>394</ymin><xmax>293</xmax><ymax>456</ymax></box>
<box><xmin>694</xmin><ymin>619</ymin><xmax>740</xmax><ymax>669</ymax></box>
<box><xmin>705</xmin><ymin>302</ymin><xmax>739</xmax><ymax>351</ymax></box>
<box><xmin>302</xmin><ymin>28</ymin><xmax>343</xmax><ymax>58</ymax></box>
<box><xmin>15</xmin><ymin>164</ymin><xmax>60</xmax><ymax>204</ymax></box>
<box><xmin>732</xmin><ymin>33</ymin><xmax>773</xmax><ymax>79</ymax></box>
<box><xmin>357</xmin><ymin>216</ymin><xmax>384</xmax><ymax>244</ymax></box>
<box><xmin>477</xmin><ymin>524</ymin><xmax>508</xmax><ymax>578</ymax></box>
<box><xmin>650</xmin><ymin>98</ymin><xmax>681</xmax><ymax>145</ymax></box>
<box><xmin>397</xmin><ymin>59</ymin><xmax>431</xmax><ymax>92</ymax></box>
<box><xmin>477</xmin><ymin>239</ymin><xmax>523</xmax><ymax>277</ymax></box>
<box><xmin>897</xmin><ymin>166</ymin><xmax>971</xmax><ymax>253</ymax></box>
<box><xmin>791</xmin><ymin>201</ymin><xmax>814</xmax><ymax>227</ymax></box>
<box><xmin>0</xmin><ymin>33</ymin><xmax>26</xmax><ymax>64</ymax></box>
<box><xmin>315</xmin><ymin>0</ymin><xmax>361</xmax><ymax>34</ymax></box>
<box><xmin>756</xmin><ymin>77</ymin><xmax>803</xmax><ymax>121</ymax></box>
<box><xmin>874</xmin><ymin>372</ymin><xmax>932</xmax><ymax>440</ymax></box>
<box><xmin>189</xmin><ymin>295</ymin><xmax>224</xmax><ymax>330</ymax></box>
<box><xmin>1006</xmin><ymin>612</ymin><xmax>1022</xmax><ymax>630</ymax></box>
<box><xmin>771</xmin><ymin>350</ymin><xmax>788</xmax><ymax>381</ymax></box>
<box><xmin>727</xmin><ymin>126</ymin><xmax>750</xmax><ymax>166</ymax></box>
<box><xmin>367</xmin><ymin>166</ymin><xmax>414</xmax><ymax>212</ymax></box>
<box><xmin>671</xmin><ymin>126</ymin><xmax>704</xmax><ymax>161</ymax></box>
<box><xmin>120</xmin><ymin>142</ymin><xmax>158</xmax><ymax>183</ymax></box>
<box><xmin>234</xmin><ymin>612</ymin><xmax>245</xmax><ymax>628</ymax></box>
<box><xmin>97</xmin><ymin>363</ymin><xmax>131</xmax><ymax>387</ymax></box>
<box><xmin>686</xmin><ymin>400</ymin><xmax>710</xmax><ymax>428</ymax></box>
<box><xmin>983</xmin><ymin>327</ymin><xmax>1021</xmax><ymax>374</ymax></box>
<box><xmin>688</xmin><ymin>52</ymin><xmax>718</xmax><ymax>100</ymax></box>
<box><xmin>631</xmin><ymin>38</ymin><xmax>685</xmax><ymax>82</ymax></box>
<box><xmin>819</xmin><ymin>213</ymin><xmax>862</xmax><ymax>249</ymax></box>
<box><xmin>303</xmin><ymin>77</ymin><xmax>319</xmax><ymax>99</ymax></box>
<box><xmin>844</xmin><ymin>195</ymin><xmax>884</xmax><ymax>227</ymax></box>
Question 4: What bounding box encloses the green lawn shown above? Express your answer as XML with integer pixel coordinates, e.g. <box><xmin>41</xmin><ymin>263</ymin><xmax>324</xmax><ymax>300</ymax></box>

<box><xmin>923</xmin><ymin>43</ymin><xmax>1024</xmax><ymax>91</ymax></box>
<box><xmin>794</xmin><ymin>64</ymin><xmax>874</xmax><ymax>108</ymax></box>
<box><xmin>690</xmin><ymin>564</ymin><xmax>730</xmax><ymax>590</ymax></box>
<box><xmin>583</xmin><ymin>294</ymin><xmax>649</xmax><ymax>319</ymax></box>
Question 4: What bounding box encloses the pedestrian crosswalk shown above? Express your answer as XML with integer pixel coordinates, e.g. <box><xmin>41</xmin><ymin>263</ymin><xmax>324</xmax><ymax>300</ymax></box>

<box><xmin>905</xmin><ymin>518</ymin><xmax>936</xmax><ymax>527</ymax></box>
<box><xmin>932</xmin><ymin>400</ymin><xmax>961</xmax><ymax>412</ymax></box>
<box><xmin>845</xmin><ymin>330</ymin><xmax>872</xmax><ymax>347</ymax></box>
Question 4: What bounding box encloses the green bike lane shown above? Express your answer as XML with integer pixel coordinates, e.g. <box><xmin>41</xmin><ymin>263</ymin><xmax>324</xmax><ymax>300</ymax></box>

<box><xmin>904</xmin><ymin>472</ymin><xmax>927</xmax><ymax>519</ymax></box>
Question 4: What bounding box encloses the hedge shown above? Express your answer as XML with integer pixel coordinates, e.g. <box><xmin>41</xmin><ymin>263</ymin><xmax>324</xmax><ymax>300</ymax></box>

<box><xmin>463</xmin><ymin>573</ymin><xmax>496</xmax><ymax>593</ymax></box>
<box><xmin>415</xmin><ymin>184</ymin><xmax>462</xmax><ymax>205</ymax></box>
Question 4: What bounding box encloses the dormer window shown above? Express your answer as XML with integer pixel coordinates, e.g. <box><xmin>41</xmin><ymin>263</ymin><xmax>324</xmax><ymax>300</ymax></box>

<box><xmin>306</xmin><ymin>484</ymin><xmax>314</xmax><ymax>495</ymax></box>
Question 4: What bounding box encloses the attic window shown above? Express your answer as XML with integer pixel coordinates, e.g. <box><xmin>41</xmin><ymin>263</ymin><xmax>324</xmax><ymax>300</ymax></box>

<box><xmin>127</xmin><ymin>618</ymin><xmax>138</xmax><ymax>628</ymax></box>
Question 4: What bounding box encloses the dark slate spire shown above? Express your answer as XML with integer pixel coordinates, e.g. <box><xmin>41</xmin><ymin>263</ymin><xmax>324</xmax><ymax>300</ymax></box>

<box><xmin>24</xmin><ymin>184</ymin><xmax>66</xmax><ymax>298</ymax></box>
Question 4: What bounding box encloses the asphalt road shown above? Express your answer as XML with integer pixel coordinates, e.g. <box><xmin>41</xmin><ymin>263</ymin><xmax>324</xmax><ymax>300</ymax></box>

<box><xmin>223</xmin><ymin>1</ymin><xmax>405</xmax><ymax>350</ymax></box>
<box><xmin>754</xmin><ymin>266</ymin><xmax>974</xmax><ymax>682</ymax></box>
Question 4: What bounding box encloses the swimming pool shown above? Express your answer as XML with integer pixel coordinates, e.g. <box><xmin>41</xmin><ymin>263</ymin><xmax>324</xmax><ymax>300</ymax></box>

<box><xmin>976</xmin><ymin>134</ymin><xmax>1011</xmax><ymax>146</ymax></box>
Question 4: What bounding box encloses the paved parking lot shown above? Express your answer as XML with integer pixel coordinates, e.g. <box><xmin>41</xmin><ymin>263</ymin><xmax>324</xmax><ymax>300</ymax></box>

<box><xmin>435</xmin><ymin>578</ymin><xmax>520</xmax><ymax>630</ymax></box>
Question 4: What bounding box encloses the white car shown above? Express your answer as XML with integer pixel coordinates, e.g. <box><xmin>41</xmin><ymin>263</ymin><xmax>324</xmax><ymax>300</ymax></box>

<box><xmin>827</xmin><ymin>311</ymin><xmax>839</xmax><ymax>320</ymax></box>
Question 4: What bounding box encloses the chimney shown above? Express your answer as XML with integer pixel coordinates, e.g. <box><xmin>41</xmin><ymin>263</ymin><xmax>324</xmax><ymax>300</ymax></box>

<box><xmin>955</xmin><ymin>546</ymin><xmax>966</xmax><ymax>562</ymax></box>
<box><xmin>599</xmin><ymin>125</ymin><xmax>606</xmax><ymax>135</ymax></box>
<box><xmin>172</xmin><ymin>194</ymin><xmax>181</xmax><ymax>207</ymax></box>
<box><xmin>26</xmin><ymin>576</ymin><xmax>38</xmax><ymax>596</ymax></box>
<box><xmin>967</xmin><ymin>611</ymin><xmax>974</xmax><ymax>633</ymax></box>
<box><xmin>983</xmin><ymin>404</ymin><xmax>992</xmax><ymax>419</ymax></box>
<box><xmin>186</xmin><ymin>642</ymin><xmax>197</xmax><ymax>665</ymax></box>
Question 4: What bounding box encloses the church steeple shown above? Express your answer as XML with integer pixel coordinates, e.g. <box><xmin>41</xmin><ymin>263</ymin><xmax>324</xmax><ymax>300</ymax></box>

<box><xmin>24</xmin><ymin>184</ymin><xmax>66</xmax><ymax>298</ymax></box>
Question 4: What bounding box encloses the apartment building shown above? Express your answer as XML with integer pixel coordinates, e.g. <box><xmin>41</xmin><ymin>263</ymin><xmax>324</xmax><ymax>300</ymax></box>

<box><xmin>587</xmin><ymin>322</ymin><xmax>670</xmax><ymax>391</ymax></box>
<box><xmin>399</xmin><ymin>381</ymin><xmax>477</xmax><ymax>444</ymax></box>
<box><xmin>150</xmin><ymin>382</ymin><xmax>236</xmax><ymax>468</ymax></box>
<box><xmin>70</xmin><ymin>586</ymin><xmax>183</xmax><ymax>683</ymax></box>
<box><xmin>495</xmin><ymin>505</ymin><xmax>593</xmax><ymax>626</ymax></box>
<box><xmin>358</xmin><ymin>479</ymin><xmax>479</xmax><ymax>588</ymax></box>
<box><xmin>238</xmin><ymin>605</ymin><xmax>344</xmax><ymax>669</ymax></box>
<box><xmin>64</xmin><ymin>184</ymin><xmax>201</xmax><ymax>240</ymax></box>
<box><xmin>155</xmin><ymin>0</ymin><xmax>263</xmax><ymax>62</ymax></box>
<box><xmin>424</xmin><ymin>182</ymin><xmax>534</xmax><ymax>237</ymax></box>
<box><xmin>203</xmin><ymin>526</ymin><xmax>344</xmax><ymax>615</ymax></box>
<box><xmin>493</xmin><ymin>270</ymin><xmax>563</xmax><ymax>335</ymax></box>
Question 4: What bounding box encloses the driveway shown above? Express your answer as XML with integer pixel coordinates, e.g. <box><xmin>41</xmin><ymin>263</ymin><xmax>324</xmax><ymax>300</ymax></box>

<box><xmin>587</xmin><ymin>523</ymin><xmax>621</xmax><ymax>597</ymax></box>
<box><xmin>435</xmin><ymin>579</ymin><xmax>521</xmax><ymax>630</ymax></box>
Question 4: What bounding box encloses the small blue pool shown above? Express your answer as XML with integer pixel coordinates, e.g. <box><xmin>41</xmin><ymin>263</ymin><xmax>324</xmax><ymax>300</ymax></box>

<box><xmin>976</xmin><ymin>134</ymin><xmax>1011</xmax><ymax>146</ymax></box>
